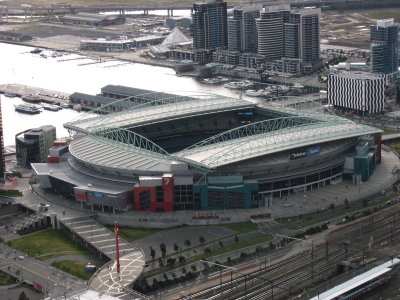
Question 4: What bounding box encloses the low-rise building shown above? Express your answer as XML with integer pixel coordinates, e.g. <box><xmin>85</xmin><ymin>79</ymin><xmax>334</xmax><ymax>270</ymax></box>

<box><xmin>16</xmin><ymin>125</ymin><xmax>56</xmax><ymax>168</ymax></box>
<box><xmin>327</xmin><ymin>71</ymin><xmax>386</xmax><ymax>114</ymax></box>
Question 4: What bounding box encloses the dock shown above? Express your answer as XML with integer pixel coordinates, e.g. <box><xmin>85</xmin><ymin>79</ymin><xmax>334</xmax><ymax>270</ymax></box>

<box><xmin>0</xmin><ymin>84</ymin><xmax>71</xmax><ymax>106</ymax></box>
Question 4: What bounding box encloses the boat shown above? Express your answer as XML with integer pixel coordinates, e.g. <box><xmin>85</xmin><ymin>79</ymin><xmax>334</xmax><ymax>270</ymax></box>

<box><xmin>22</xmin><ymin>95</ymin><xmax>41</xmax><ymax>104</ymax></box>
<box><xmin>4</xmin><ymin>92</ymin><xmax>18</xmax><ymax>98</ymax></box>
<box><xmin>60</xmin><ymin>102</ymin><xmax>70</xmax><ymax>109</ymax></box>
<box><xmin>245</xmin><ymin>89</ymin><xmax>260</xmax><ymax>97</ymax></box>
<box><xmin>224</xmin><ymin>80</ymin><xmax>254</xmax><ymax>90</ymax></box>
<box><xmin>30</xmin><ymin>47</ymin><xmax>42</xmax><ymax>54</ymax></box>
<box><xmin>73</xmin><ymin>104</ymin><xmax>82</xmax><ymax>111</ymax></box>
<box><xmin>14</xmin><ymin>104</ymin><xmax>41</xmax><ymax>114</ymax></box>
<box><xmin>43</xmin><ymin>104</ymin><xmax>61</xmax><ymax>111</ymax></box>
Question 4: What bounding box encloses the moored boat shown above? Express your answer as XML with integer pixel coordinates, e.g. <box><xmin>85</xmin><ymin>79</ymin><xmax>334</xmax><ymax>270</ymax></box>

<box><xmin>14</xmin><ymin>104</ymin><xmax>41</xmax><ymax>114</ymax></box>
<box><xmin>4</xmin><ymin>92</ymin><xmax>18</xmax><ymax>97</ymax></box>
<box><xmin>43</xmin><ymin>104</ymin><xmax>61</xmax><ymax>111</ymax></box>
<box><xmin>30</xmin><ymin>47</ymin><xmax>42</xmax><ymax>54</ymax></box>
<box><xmin>22</xmin><ymin>94</ymin><xmax>41</xmax><ymax>104</ymax></box>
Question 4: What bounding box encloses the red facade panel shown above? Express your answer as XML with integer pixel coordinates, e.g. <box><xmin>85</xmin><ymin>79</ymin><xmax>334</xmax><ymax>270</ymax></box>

<box><xmin>47</xmin><ymin>156</ymin><xmax>60</xmax><ymax>163</ymax></box>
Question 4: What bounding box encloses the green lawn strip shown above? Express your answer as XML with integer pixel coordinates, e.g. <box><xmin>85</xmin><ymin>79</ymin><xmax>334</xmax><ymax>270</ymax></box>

<box><xmin>144</xmin><ymin>234</ymin><xmax>273</xmax><ymax>278</ymax></box>
<box><xmin>383</xmin><ymin>129</ymin><xmax>399</xmax><ymax>135</ymax></box>
<box><xmin>276</xmin><ymin>210</ymin><xmax>318</xmax><ymax>224</ymax></box>
<box><xmin>7</xmin><ymin>229</ymin><xmax>87</xmax><ymax>256</ymax></box>
<box><xmin>0</xmin><ymin>190</ymin><xmax>22</xmax><ymax>197</ymax></box>
<box><xmin>51</xmin><ymin>260</ymin><xmax>99</xmax><ymax>281</ymax></box>
<box><xmin>36</xmin><ymin>251</ymin><xmax>90</xmax><ymax>261</ymax></box>
<box><xmin>219</xmin><ymin>222</ymin><xmax>258</xmax><ymax>234</ymax></box>
<box><xmin>106</xmin><ymin>225</ymin><xmax>164</xmax><ymax>242</ymax></box>
<box><xmin>0</xmin><ymin>271</ymin><xmax>14</xmax><ymax>286</ymax></box>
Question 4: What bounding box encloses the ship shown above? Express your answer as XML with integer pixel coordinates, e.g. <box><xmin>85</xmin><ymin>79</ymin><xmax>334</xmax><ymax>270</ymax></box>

<box><xmin>14</xmin><ymin>104</ymin><xmax>41</xmax><ymax>114</ymax></box>
<box><xmin>22</xmin><ymin>94</ymin><xmax>41</xmax><ymax>104</ymax></box>
<box><xmin>30</xmin><ymin>47</ymin><xmax>42</xmax><ymax>54</ymax></box>
<box><xmin>4</xmin><ymin>92</ymin><xmax>18</xmax><ymax>98</ymax></box>
<box><xmin>43</xmin><ymin>104</ymin><xmax>61</xmax><ymax>111</ymax></box>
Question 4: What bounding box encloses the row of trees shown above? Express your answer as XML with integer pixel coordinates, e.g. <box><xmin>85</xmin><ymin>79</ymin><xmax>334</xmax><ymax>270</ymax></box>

<box><xmin>149</xmin><ymin>235</ymin><xmax>228</xmax><ymax>260</ymax></box>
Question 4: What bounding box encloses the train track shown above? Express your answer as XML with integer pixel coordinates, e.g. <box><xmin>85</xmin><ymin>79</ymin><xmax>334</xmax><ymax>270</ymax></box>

<box><xmin>181</xmin><ymin>207</ymin><xmax>400</xmax><ymax>300</ymax></box>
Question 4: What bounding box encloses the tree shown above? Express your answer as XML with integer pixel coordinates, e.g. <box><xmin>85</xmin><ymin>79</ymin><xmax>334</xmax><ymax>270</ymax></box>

<box><xmin>150</xmin><ymin>247</ymin><xmax>156</xmax><ymax>260</ymax></box>
<box><xmin>178</xmin><ymin>255</ymin><xmax>186</xmax><ymax>264</ymax></box>
<box><xmin>204</xmin><ymin>247</ymin><xmax>211</xmax><ymax>254</ymax></box>
<box><xmin>167</xmin><ymin>257</ymin><xmax>176</xmax><ymax>267</ymax></box>
<box><xmin>174</xmin><ymin>243</ymin><xmax>179</xmax><ymax>252</ymax></box>
<box><xmin>184</xmin><ymin>239</ymin><xmax>191</xmax><ymax>248</ymax></box>
<box><xmin>158</xmin><ymin>258</ymin><xmax>164</xmax><ymax>267</ymax></box>
<box><xmin>18</xmin><ymin>292</ymin><xmax>28</xmax><ymax>300</ymax></box>
<box><xmin>160</xmin><ymin>243</ymin><xmax>166</xmax><ymax>257</ymax></box>
<box><xmin>191</xmin><ymin>265</ymin><xmax>197</xmax><ymax>272</ymax></box>
<box><xmin>199</xmin><ymin>236</ymin><xmax>205</xmax><ymax>244</ymax></box>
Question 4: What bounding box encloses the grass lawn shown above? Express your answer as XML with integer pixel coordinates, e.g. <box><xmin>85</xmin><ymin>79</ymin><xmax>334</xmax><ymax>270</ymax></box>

<box><xmin>36</xmin><ymin>251</ymin><xmax>90</xmax><ymax>261</ymax></box>
<box><xmin>51</xmin><ymin>260</ymin><xmax>99</xmax><ymax>280</ymax></box>
<box><xmin>387</xmin><ymin>142</ymin><xmax>400</xmax><ymax>153</ymax></box>
<box><xmin>144</xmin><ymin>234</ymin><xmax>273</xmax><ymax>278</ymax></box>
<box><xmin>359</xmin><ymin>8</ymin><xmax>400</xmax><ymax>22</ymax></box>
<box><xmin>107</xmin><ymin>226</ymin><xmax>164</xmax><ymax>242</ymax></box>
<box><xmin>219</xmin><ymin>222</ymin><xmax>258</xmax><ymax>234</ymax></box>
<box><xmin>7</xmin><ymin>229</ymin><xmax>87</xmax><ymax>257</ymax></box>
<box><xmin>0</xmin><ymin>272</ymin><xmax>14</xmax><ymax>286</ymax></box>
<box><xmin>383</xmin><ymin>129</ymin><xmax>399</xmax><ymax>135</ymax></box>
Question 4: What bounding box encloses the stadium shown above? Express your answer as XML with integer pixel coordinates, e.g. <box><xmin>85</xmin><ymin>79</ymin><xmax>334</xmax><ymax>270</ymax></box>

<box><xmin>32</xmin><ymin>88</ymin><xmax>382</xmax><ymax>213</ymax></box>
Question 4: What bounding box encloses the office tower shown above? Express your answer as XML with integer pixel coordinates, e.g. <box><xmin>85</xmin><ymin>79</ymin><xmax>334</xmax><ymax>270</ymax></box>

<box><xmin>0</xmin><ymin>97</ymin><xmax>4</xmax><ymax>183</ymax></box>
<box><xmin>228</xmin><ymin>5</ymin><xmax>261</xmax><ymax>53</ymax></box>
<box><xmin>370</xmin><ymin>19</ymin><xmax>398</xmax><ymax>75</ymax></box>
<box><xmin>192</xmin><ymin>0</ymin><xmax>228</xmax><ymax>50</ymax></box>
<box><xmin>256</xmin><ymin>5</ymin><xmax>290</xmax><ymax>60</ymax></box>
<box><xmin>328</xmin><ymin>71</ymin><xmax>385</xmax><ymax>114</ymax></box>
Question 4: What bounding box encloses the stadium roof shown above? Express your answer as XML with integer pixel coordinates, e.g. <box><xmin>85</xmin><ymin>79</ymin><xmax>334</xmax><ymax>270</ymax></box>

<box><xmin>175</xmin><ymin>116</ymin><xmax>380</xmax><ymax>168</ymax></box>
<box><xmin>65</xmin><ymin>92</ymin><xmax>256</xmax><ymax>133</ymax></box>
<box><xmin>64</xmin><ymin>92</ymin><xmax>382</xmax><ymax>172</ymax></box>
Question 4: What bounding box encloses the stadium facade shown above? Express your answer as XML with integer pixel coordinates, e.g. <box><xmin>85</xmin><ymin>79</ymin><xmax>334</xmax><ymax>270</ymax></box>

<box><xmin>31</xmin><ymin>87</ymin><xmax>382</xmax><ymax>213</ymax></box>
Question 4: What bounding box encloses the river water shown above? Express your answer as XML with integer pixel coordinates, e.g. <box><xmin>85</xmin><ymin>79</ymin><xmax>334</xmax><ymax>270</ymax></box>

<box><xmin>0</xmin><ymin>42</ymin><xmax>245</xmax><ymax>146</ymax></box>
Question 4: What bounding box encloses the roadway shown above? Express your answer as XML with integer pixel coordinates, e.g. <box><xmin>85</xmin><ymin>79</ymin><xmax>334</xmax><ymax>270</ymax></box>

<box><xmin>0</xmin><ymin>242</ymin><xmax>87</xmax><ymax>298</ymax></box>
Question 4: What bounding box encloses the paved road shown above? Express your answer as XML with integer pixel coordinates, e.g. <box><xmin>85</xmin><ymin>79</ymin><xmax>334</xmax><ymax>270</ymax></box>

<box><xmin>0</xmin><ymin>243</ymin><xmax>87</xmax><ymax>299</ymax></box>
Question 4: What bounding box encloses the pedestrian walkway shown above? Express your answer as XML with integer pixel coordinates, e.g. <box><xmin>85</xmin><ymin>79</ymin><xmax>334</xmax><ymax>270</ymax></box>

<box><xmin>271</xmin><ymin>150</ymin><xmax>399</xmax><ymax>218</ymax></box>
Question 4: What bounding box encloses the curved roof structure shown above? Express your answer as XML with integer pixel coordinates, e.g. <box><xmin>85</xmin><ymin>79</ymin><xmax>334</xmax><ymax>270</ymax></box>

<box><xmin>65</xmin><ymin>91</ymin><xmax>256</xmax><ymax>133</ymax></box>
<box><xmin>64</xmin><ymin>92</ymin><xmax>382</xmax><ymax>173</ymax></box>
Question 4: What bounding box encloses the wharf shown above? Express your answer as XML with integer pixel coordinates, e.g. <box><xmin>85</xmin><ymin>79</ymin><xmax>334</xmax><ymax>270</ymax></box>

<box><xmin>0</xmin><ymin>83</ymin><xmax>70</xmax><ymax>106</ymax></box>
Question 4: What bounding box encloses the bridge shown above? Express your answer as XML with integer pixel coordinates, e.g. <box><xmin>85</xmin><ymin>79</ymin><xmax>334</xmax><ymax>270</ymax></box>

<box><xmin>0</xmin><ymin>0</ymin><xmax>360</xmax><ymax>18</ymax></box>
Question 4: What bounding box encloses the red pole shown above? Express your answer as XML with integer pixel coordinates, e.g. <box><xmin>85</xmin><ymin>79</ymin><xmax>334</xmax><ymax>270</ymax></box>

<box><xmin>114</xmin><ymin>221</ymin><xmax>120</xmax><ymax>273</ymax></box>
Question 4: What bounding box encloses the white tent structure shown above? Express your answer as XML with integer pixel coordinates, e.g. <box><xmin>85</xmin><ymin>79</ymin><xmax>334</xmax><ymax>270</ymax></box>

<box><xmin>161</xmin><ymin>27</ymin><xmax>191</xmax><ymax>47</ymax></box>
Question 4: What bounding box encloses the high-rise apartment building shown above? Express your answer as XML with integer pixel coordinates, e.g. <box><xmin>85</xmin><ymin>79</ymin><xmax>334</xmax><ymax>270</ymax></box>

<box><xmin>256</xmin><ymin>5</ymin><xmax>290</xmax><ymax>60</ymax></box>
<box><xmin>255</xmin><ymin>6</ymin><xmax>321</xmax><ymax>74</ymax></box>
<box><xmin>192</xmin><ymin>0</ymin><xmax>227</xmax><ymax>50</ymax></box>
<box><xmin>370</xmin><ymin>19</ymin><xmax>399</xmax><ymax>75</ymax></box>
<box><xmin>228</xmin><ymin>5</ymin><xmax>261</xmax><ymax>53</ymax></box>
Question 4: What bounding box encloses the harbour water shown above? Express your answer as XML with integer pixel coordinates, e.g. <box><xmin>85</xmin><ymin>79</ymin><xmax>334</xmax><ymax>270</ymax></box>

<box><xmin>0</xmin><ymin>42</ymin><xmax>245</xmax><ymax>146</ymax></box>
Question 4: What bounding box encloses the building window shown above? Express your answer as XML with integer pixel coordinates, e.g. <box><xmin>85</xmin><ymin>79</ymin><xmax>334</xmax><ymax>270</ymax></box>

<box><xmin>139</xmin><ymin>190</ymin><xmax>151</xmax><ymax>210</ymax></box>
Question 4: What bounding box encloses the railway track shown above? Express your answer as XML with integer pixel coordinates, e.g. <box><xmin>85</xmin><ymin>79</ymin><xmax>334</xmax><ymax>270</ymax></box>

<box><xmin>181</xmin><ymin>207</ymin><xmax>400</xmax><ymax>299</ymax></box>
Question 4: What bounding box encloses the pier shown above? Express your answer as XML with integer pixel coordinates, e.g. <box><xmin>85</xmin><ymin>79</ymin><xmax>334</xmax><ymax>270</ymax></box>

<box><xmin>0</xmin><ymin>84</ymin><xmax>70</xmax><ymax>106</ymax></box>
